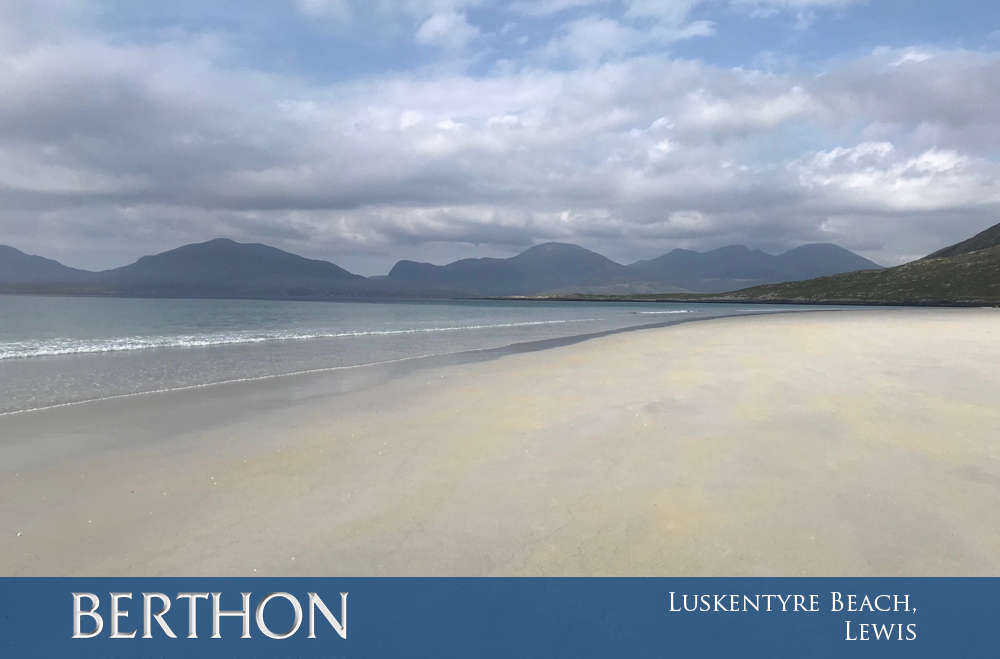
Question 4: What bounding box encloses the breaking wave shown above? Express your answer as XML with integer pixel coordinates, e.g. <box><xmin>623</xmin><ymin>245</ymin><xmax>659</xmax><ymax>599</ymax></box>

<box><xmin>632</xmin><ymin>309</ymin><xmax>693</xmax><ymax>315</ymax></box>
<box><xmin>0</xmin><ymin>318</ymin><xmax>599</xmax><ymax>360</ymax></box>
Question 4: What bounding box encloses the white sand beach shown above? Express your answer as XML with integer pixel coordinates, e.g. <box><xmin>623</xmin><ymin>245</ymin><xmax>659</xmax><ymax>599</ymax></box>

<box><xmin>2</xmin><ymin>308</ymin><xmax>999</xmax><ymax>576</ymax></box>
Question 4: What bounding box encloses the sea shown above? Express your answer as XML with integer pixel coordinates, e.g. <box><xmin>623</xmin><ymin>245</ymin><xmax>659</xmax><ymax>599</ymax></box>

<box><xmin>0</xmin><ymin>294</ymin><xmax>826</xmax><ymax>415</ymax></box>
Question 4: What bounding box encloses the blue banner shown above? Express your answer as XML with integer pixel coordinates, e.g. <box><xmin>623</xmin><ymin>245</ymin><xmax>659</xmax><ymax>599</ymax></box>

<box><xmin>0</xmin><ymin>578</ymin><xmax>993</xmax><ymax>657</ymax></box>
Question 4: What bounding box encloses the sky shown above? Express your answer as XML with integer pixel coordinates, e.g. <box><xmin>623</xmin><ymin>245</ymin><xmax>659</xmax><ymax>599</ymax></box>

<box><xmin>1</xmin><ymin>0</ymin><xmax>999</xmax><ymax>274</ymax></box>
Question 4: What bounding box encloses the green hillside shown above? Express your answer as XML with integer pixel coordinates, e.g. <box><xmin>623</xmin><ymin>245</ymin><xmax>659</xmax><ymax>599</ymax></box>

<box><xmin>922</xmin><ymin>223</ymin><xmax>1000</xmax><ymax>260</ymax></box>
<box><xmin>526</xmin><ymin>222</ymin><xmax>1000</xmax><ymax>306</ymax></box>
<box><xmin>717</xmin><ymin>231</ymin><xmax>1000</xmax><ymax>305</ymax></box>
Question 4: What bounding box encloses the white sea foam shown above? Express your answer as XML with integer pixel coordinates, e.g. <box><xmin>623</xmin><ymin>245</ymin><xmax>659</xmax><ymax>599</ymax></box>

<box><xmin>0</xmin><ymin>318</ymin><xmax>599</xmax><ymax>360</ymax></box>
<box><xmin>632</xmin><ymin>310</ymin><xmax>693</xmax><ymax>315</ymax></box>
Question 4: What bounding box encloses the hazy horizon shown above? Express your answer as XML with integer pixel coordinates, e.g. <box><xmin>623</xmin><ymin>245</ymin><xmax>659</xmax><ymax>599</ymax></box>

<box><xmin>5</xmin><ymin>232</ymin><xmax>894</xmax><ymax>275</ymax></box>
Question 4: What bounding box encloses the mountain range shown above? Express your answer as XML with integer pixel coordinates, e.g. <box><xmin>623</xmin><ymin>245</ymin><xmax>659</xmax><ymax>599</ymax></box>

<box><xmin>626</xmin><ymin>243</ymin><xmax>880</xmax><ymax>293</ymax></box>
<box><xmin>0</xmin><ymin>237</ymin><xmax>882</xmax><ymax>299</ymax></box>
<box><xmin>388</xmin><ymin>242</ymin><xmax>636</xmax><ymax>295</ymax></box>
<box><xmin>389</xmin><ymin>241</ymin><xmax>883</xmax><ymax>294</ymax></box>
<box><xmin>703</xmin><ymin>221</ymin><xmax>1000</xmax><ymax>305</ymax></box>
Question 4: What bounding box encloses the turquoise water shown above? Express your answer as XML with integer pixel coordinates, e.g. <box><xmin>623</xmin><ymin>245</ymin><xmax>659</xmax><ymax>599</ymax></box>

<box><xmin>0</xmin><ymin>294</ymin><xmax>820</xmax><ymax>414</ymax></box>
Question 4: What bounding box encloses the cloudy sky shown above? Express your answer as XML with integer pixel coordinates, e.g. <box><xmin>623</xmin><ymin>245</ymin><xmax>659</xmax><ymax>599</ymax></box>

<box><xmin>2</xmin><ymin>0</ymin><xmax>999</xmax><ymax>274</ymax></box>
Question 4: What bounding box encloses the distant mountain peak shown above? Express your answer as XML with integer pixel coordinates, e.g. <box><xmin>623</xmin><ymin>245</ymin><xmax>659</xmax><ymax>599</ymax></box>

<box><xmin>161</xmin><ymin>237</ymin><xmax>250</xmax><ymax>252</ymax></box>
<box><xmin>114</xmin><ymin>239</ymin><xmax>362</xmax><ymax>284</ymax></box>
<box><xmin>627</xmin><ymin>241</ymin><xmax>881</xmax><ymax>292</ymax></box>
<box><xmin>783</xmin><ymin>242</ymin><xmax>878</xmax><ymax>259</ymax></box>
<box><xmin>387</xmin><ymin>241</ymin><xmax>630</xmax><ymax>294</ymax></box>
<box><xmin>0</xmin><ymin>244</ymin><xmax>93</xmax><ymax>284</ymax></box>
<box><xmin>520</xmin><ymin>241</ymin><xmax>590</xmax><ymax>252</ymax></box>
<box><xmin>512</xmin><ymin>241</ymin><xmax>620</xmax><ymax>263</ymax></box>
<box><xmin>718</xmin><ymin>224</ymin><xmax>1000</xmax><ymax>305</ymax></box>
<box><xmin>784</xmin><ymin>242</ymin><xmax>842</xmax><ymax>252</ymax></box>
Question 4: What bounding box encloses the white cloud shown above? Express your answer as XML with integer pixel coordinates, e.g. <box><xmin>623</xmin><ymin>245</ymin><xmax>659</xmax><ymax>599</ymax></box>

<box><xmin>295</xmin><ymin>0</ymin><xmax>352</xmax><ymax>22</ymax></box>
<box><xmin>889</xmin><ymin>48</ymin><xmax>934</xmax><ymax>67</ymax></box>
<box><xmin>794</xmin><ymin>142</ymin><xmax>1000</xmax><ymax>213</ymax></box>
<box><xmin>624</xmin><ymin>0</ymin><xmax>703</xmax><ymax>24</ymax></box>
<box><xmin>415</xmin><ymin>10</ymin><xmax>480</xmax><ymax>49</ymax></box>
<box><xmin>540</xmin><ymin>17</ymin><xmax>643</xmax><ymax>63</ymax></box>
<box><xmin>539</xmin><ymin>13</ymin><xmax>713</xmax><ymax>64</ymax></box>
<box><xmin>1</xmin><ymin>1</ymin><xmax>998</xmax><ymax>273</ymax></box>
<box><xmin>731</xmin><ymin>0</ymin><xmax>866</xmax><ymax>15</ymax></box>
<box><xmin>508</xmin><ymin>0</ymin><xmax>610</xmax><ymax>16</ymax></box>
<box><xmin>675</xmin><ymin>85</ymin><xmax>814</xmax><ymax>133</ymax></box>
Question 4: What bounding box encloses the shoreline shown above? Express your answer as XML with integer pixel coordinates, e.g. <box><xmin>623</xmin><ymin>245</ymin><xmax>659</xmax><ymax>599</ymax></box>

<box><xmin>0</xmin><ymin>304</ymin><xmax>838</xmax><ymax>419</ymax></box>
<box><xmin>7</xmin><ymin>288</ymin><xmax>995</xmax><ymax>307</ymax></box>
<box><xmin>2</xmin><ymin>308</ymin><xmax>999</xmax><ymax>576</ymax></box>
<box><xmin>478</xmin><ymin>295</ymin><xmax>999</xmax><ymax>307</ymax></box>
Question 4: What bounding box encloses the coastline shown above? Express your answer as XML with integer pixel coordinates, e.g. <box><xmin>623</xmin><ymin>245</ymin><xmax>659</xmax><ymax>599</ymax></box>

<box><xmin>2</xmin><ymin>308</ymin><xmax>998</xmax><ymax>576</ymax></box>
<box><xmin>0</xmin><ymin>303</ymin><xmax>825</xmax><ymax>419</ymax></box>
<box><xmin>481</xmin><ymin>295</ymin><xmax>999</xmax><ymax>307</ymax></box>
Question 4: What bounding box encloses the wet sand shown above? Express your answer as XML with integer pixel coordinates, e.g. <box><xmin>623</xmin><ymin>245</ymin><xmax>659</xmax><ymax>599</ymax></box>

<box><xmin>2</xmin><ymin>308</ymin><xmax>999</xmax><ymax>576</ymax></box>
